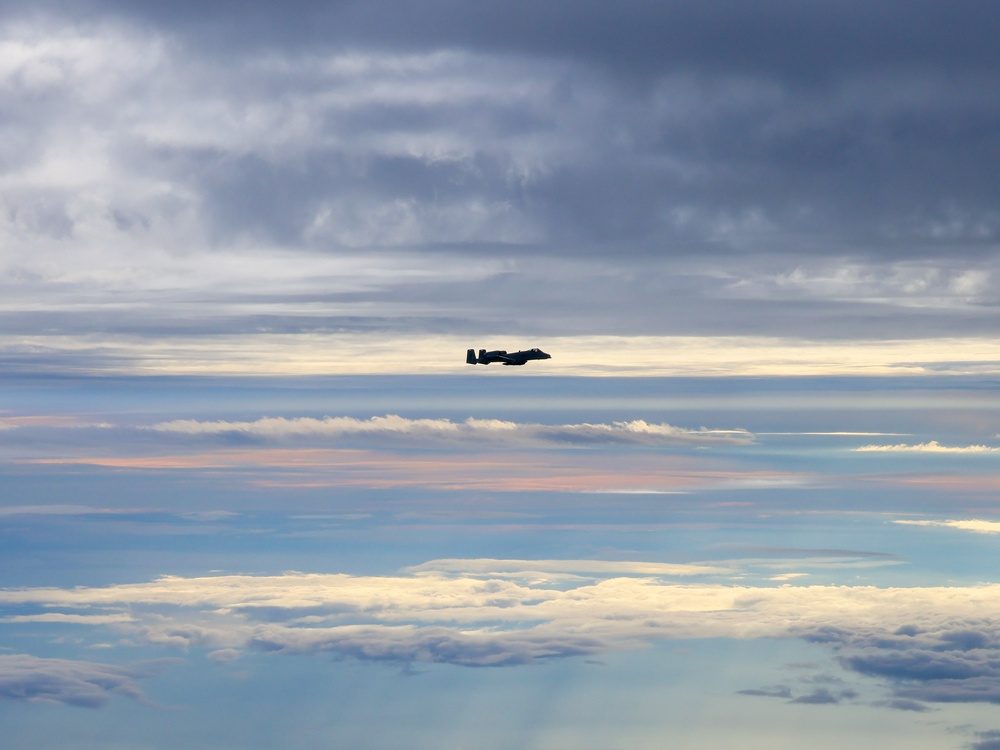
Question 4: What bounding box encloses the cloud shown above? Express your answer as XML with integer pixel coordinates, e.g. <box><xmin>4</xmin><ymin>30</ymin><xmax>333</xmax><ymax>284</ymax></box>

<box><xmin>716</xmin><ymin>552</ymin><xmax>902</xmax><ymax>574</ymax></box>
<box><xmin>0</xmin><ymin>654</ymin><xmax>161</xmax><ymax>707</ymax></box>
<box><xmin>743</xmin><ymin>678</ymin><xmax>880</xmax><ymax>708</ymax></box>
<box><xmin>971</xmin><ymin>731</ymin><xmax>1000</xmax><ymax>750</ymax></box>
<box><xmin>205</xmin><ymin>649</ymin><xmax>242</xmax><ymax>664</ymax></box>
<box><xmin>1</xmin><ymin>3</ymin><xmax>1000</xmax><ymax>370</ymax></box>
<box><xmin>5</xmin><ymin>559</ymin><xmax>1000</xmax><ymax>709</ymax></box>
<box><xmin>738</xmin><ymin>685</ymin><xmax>792</xmax><ymax>699</ymax></box>
<box><xmin>144</xmin><ymin>414</ymin><xmax>753</xmax><ymax>447</ymax></box>
<box><xmin>854</xmin><ymin>441</ymin><xmax>1000</xmax><ymax>453</ymax></box>
<box><xmin>729</xmin><ymin>263</ymin><xmax>999</xmax><ymax>311</ymax></box>
<box><xmin>870</xmin><ymin>698</ymin><xmax>932</xmax><ymax>712</ymax></box>
<box><xmin>24</xmin><ymin>447</ymin><xmax>808</xmax><ymax>495</ymax></box>
<box><xmin>1</xmin><ymin>613</ymin><xmax>134</xmax><ymax>625</ymax></box>
<box><xmin>0</xmin><ymin>505</ymin><xmax>113</xmax><ymax>517</ymax></box>
<box><xmin>404</xmin><ymin>558</ymin><xmax>731</xmax><ymax>578</ymax></box>
<box><xmin>247</xmin><ymin>623</ymin><xmax>607</xmax><ymax>667</ymax></box>
<box><xmin>895</xmin><ymin>519</ymin><xmax>1000</xmax><ymax>535</ymax></box>
<box><xmin>179</xmin><ymin>511</ymin><xmax>240</xmax><ymax>522</ymax></box>
<box><xmin>760</xmin><ymin>432</ymin><xmax>910</xmax><ymax>437</ymax></box>
<box><xmin>788</xmin><ymin>687</ymin><xmax>850</xmax><ymax>705</ymax></box>
<box><xmin>0</xmin><ymin>416</ymin><xmax>112</xmax><ymax>430</ymax></box>
<box><xmin>12</xmin><ymin>333</ymin><xmax>1000</xmax><ymax>377</ymax></box>
<box><xmin>38</xmin><ymin>2</ymin><xmax>1000</xmax><ymax>89</ymax></box>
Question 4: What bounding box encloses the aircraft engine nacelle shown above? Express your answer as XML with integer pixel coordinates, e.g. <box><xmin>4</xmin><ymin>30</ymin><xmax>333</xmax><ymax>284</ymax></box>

<box><xmin>477</xmin><ymin>349</ymin><xmax>506</xmax><ymax>364</ymax></box>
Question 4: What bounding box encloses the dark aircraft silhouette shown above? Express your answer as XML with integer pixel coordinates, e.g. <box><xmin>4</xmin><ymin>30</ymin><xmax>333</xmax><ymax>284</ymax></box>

<box><xmin>466</xmin><ymin>347</ymin><xmax>551</xmax><ymax>366</ymax></box>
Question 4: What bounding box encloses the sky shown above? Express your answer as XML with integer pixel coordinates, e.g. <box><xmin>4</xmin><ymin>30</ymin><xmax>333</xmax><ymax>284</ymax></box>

<box><xmin>3</xmin><ymin>1</ymin><xmax>1000</xmax><ymax>748</ymax></box>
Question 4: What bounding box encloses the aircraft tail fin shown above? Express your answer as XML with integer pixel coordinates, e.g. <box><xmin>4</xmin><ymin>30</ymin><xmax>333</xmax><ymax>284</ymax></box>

<box><xmin>466</xmin><ymin>349</ymin><xmax>477</xmax><ymax>365</ymax></box>
<box><xmin>478</xmin><ymin>349</ymin><xmax>489</xmax><ymax>364</ymax></box>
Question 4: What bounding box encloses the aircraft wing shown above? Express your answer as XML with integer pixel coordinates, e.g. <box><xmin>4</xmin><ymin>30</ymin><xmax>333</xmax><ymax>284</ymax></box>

<box><xmin>497</xmin><ymin>353</ymin><xmax>528</xmax><ymax>365</ymax></box>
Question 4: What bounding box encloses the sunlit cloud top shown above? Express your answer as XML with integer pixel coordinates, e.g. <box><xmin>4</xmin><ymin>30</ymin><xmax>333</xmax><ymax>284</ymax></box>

<box><xmin>895</xmin><ymin>519</ymin><xmax>1000</xmax><ymax>534</ymax></box>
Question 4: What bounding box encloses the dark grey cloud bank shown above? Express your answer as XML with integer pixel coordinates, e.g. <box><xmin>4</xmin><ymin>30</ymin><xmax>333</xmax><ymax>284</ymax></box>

<box><xmin>810</xmin><ymin>623</ymin><xmax>1000</xmax><ymax>707</ymax></box>
<box><xmin>55</xmin><ymin>0</ymin><xmax>1000</xmax><ymax>255</ymax></box>
<box><xmin>48</xmin><ymin>1</ymin><xmax>1000</xmax><ymax>80</ymax></box>
<box><xmin>972</xmin><ymin>731</ymin><xmax>1000</xmax><ymax>750</ymax></box>
<box><xmin>3</xmin><ymin>1</ymin><xmax>1000</xmax><ymax>348</ymax></box>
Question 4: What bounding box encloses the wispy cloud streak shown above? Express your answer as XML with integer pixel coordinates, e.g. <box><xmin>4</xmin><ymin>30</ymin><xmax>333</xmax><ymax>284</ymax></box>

<box><xmin>855</xmin><ymin>441</ymin><xmax>1000</xmax><ymax>453</ymax></box>
<box><xmin>145</xmin><ymin>414</ymin><xmax>754</xmax><ymax>447</ymax></box>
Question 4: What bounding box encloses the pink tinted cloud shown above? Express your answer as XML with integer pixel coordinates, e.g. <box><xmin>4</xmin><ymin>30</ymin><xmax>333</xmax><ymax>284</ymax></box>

<box><xmin>24</xmin><ymin>448</ymin><xmax>806</xmax><ymax>493</ymax></box>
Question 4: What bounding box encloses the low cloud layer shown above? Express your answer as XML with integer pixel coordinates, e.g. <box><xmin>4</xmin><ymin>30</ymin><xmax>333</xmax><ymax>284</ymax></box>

<box><xmin>5</xmin><ymin>559</ymin><xmax>1000</xmax><ymax>708</ymax></box>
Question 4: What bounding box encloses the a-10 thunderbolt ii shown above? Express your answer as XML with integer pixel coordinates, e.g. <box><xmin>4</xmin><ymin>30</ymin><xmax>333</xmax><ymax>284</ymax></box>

<box><xmin>466</xmin><ymin>347</ymin><xmax>552</xmax><ymax>366</ymax></box>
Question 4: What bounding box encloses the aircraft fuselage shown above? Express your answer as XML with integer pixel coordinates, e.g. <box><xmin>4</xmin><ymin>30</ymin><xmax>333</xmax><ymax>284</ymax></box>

<box><xmin>466</xmin><ymin>347</ymin><xmax>551</xmax><ymax>366</ymax></box>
